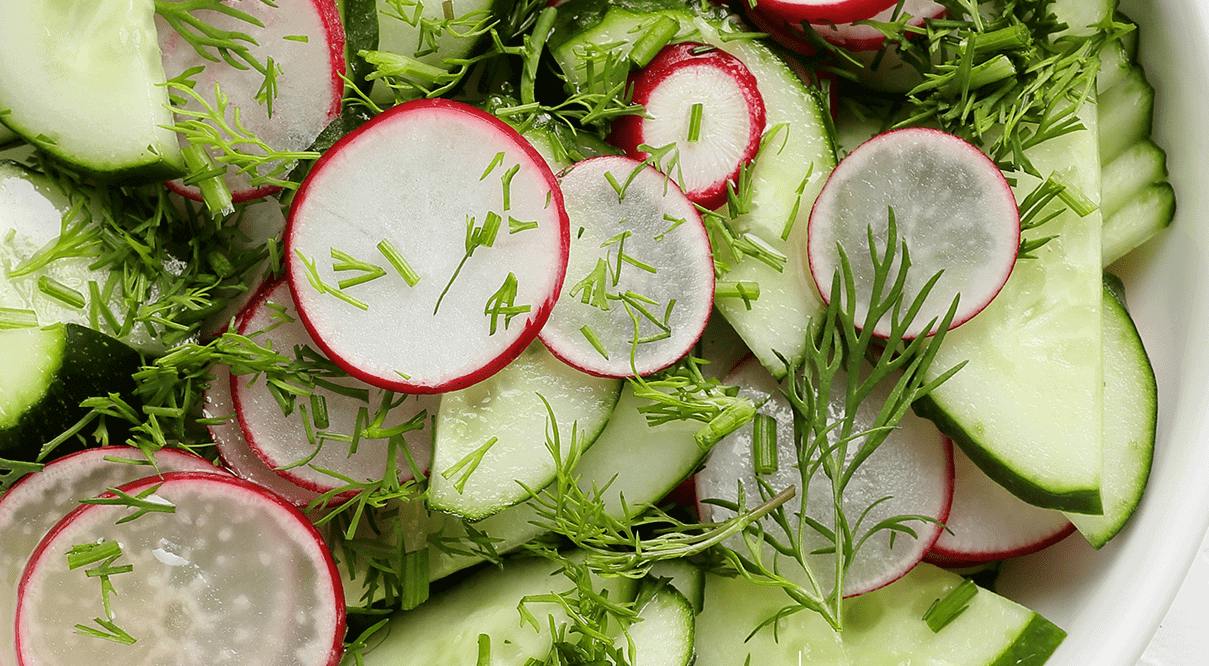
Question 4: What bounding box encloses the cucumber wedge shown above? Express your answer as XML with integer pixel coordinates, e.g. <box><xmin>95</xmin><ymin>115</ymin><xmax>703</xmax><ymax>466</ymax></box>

<box><xmin>695</xmin><ymin>564</ymin><xmax>1065</xmax><ymax>666</ymax></box>
<box><xmin>0</xmin><ymin>0</ymin><xmax>184</xmax><ymax>182</ymax></box>
<box><xmin>429</xmin><ymin>341</ymin><xmax>622</xmax><ymax>520</ymax></box>
<box><xmin>914</xmin><ymin>101</ymin><xmax>1104</xmax><ymax>514</ymax></box>
<box><xmin>1064</xmin><ymin>274</ymin><xmax>1156</xmax><ymax>547</ymax></box>
<box><xmin>628</xmin><ymin>579</ymin><xmax>695</xmax><ymax>666</ymax></box>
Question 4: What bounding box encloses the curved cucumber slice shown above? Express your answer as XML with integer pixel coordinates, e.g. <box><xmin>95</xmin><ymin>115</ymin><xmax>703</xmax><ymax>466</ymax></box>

<box><xmin>0</xmin><ymin>0</ymin><xmax>184</xmax><ymax>182</ymax></box>
<box><xmin>1064</xmin><ymin>274</ymin><xmax>1156</xmax><ymax>547</ymax></box>
<box><xmin>0</xmin><ymin>125</ymin><xmax>17</xmax><ymax>149</ymax></box>
<box><xmin>695</xmin><ymin>563</ymin><xmax>1064</xmax><ymax>666</ymax></box>
<box><xmin>429</xmin><ymin>341</ymin><xmax>622</xmax><ymax>520</ymax></box>
<box><xmin>628</xmin><ymin>579</ymin><xmax>695</xmax><ymax>666</ymax></box>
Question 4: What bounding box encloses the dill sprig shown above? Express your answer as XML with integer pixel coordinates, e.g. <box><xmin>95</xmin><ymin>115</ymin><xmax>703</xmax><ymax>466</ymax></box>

<box><xmin>154</xmin><ymin>0</ymin><xmax>272</xmax><ymax>75</ymax></box>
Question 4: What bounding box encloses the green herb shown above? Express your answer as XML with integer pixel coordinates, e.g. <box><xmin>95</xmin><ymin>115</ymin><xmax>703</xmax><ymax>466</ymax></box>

<box><xmin>923</xmin><ymin>579</ymin><xmax>979</xmax><ymax>631</ymax></box>
<box><xmin>629</xmin><ymin>15</ymin><xmax>681</xmax><ymax>67</ymax></box>
<box><xmin>508</xmin><ymin>217</ymin><xmax>539</xmax><ymax>234</ymax></box>
<box><xmin>484</xmin><ymin>272</ymin><xmax>531</xmax><ymax>334</ymax></box>
<box><xmin>378</xmin><ymin>239</ymin><xmax>422</xmax><ymax>287</ymax></box>
<box><xmin>74</xmin><ymin>618</ymin><xmax>136</xmax><ymax>645</ymax></box>
<box><xmin>441</xmin><ymin>437</ymin><xmax>499</xmax><ymax>493</ymax></box>
<box><xmin>477</xmin><ymin>634</ymin><xmax>492</xmax><ymax>666</ymax></box>
<box><xmin>295</xmin><ymin>249</ymin><xmax>370</xmax><ymax>311</ymax></box>
<box><xmin>0</xmin><ymin>308</ymin><xmax>38</xmax><ymax>329</ymax></box>
<box><xmin>434</xmin><ymin>212</ymin><xmax>503</xmax><ymax>315</ymax></box>
<box><xmin>687</xmin><ymin>102</ymin><xmax>704</xmax><ymax>142</ymax></box>
<box><xmin>331</xmin><ymin>248</ymin><xmax>388</xmax><ymax>290</ymax></box>
<box><xmin>580</xmin><ymin>325</ymin><xmax>609</xmax><ymax>359</ymax></box>
<box><xmin>81</xmin><ymin>484</ymin><xmax>177</xmax><ymax>525</ymax></box>
<box><xmin>752</xmin><ymin>413</ymin><xmax>778</xmax><ymax>475</ymax></box>
<box><xmin>569</xmin><ymin>258</ymin><xmax>612</xmax><ymax>311</ymax></box>
<box><xmin>715</xmin><ymin>280</ymin><xmax>760</xmax><ymax>310</ymax></box>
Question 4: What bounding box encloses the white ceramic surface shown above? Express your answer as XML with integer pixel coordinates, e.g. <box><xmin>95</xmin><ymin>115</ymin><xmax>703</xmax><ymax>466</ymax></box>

<box><xmin>993</xmin><ymin>1</ymin><xmax>1209</xmax><ymax>663</ymax></box>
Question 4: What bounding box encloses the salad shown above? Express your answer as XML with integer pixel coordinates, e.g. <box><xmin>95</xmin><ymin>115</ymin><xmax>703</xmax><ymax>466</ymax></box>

<box><xmin>0</xmin><ymin>0</ymin><xmax>1175</xmax><ymax>664</ymax></box>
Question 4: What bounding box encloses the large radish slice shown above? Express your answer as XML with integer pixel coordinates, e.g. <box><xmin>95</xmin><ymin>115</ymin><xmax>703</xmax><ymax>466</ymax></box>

<box><xmin>607</xmin><ymin>42</ymin><xmax>766</xmax><ymax>211</ymax></box>
<box><xmin>748</xmin><ymin>1</ymin><xmax>945</xmax><ymax>54</ymax></box>
<box><xmin>925</xmin><ymin>445</ymin><xmax>1074</xmax><ymax>565</ymax></box>
<box><xmin>806</xmin><ymin>128</ymin><xmax>1019</xmax><ymax>339</ymax></box>
<box><xmin>539</xmin><ymin>156</ymin><xmax>713</xmax><ymax>377</ymax></box>
<box><xmin>157</xmin><ymin>0</ymin><xmax>345</xmax><ymax>202</ymax></box>
<box><xmin>755</xmin><ymin>0</ymin><xmax>897</xmax><ymax>25</ymax></box>
<box><xmin>286</xmin><ymin>98</ymin><xmax>569</xmax><ymax>393</ymax></box>
<box><xmin>695</xmin><ymin>355</ymin><xmax>953</xmax><ymax>597</ymax></box>
<box><xmin>203</xmin><ymin>363</ymin><xmax>321</xmax><ymax>508</ymax></box>
<box><xmin>232</xmin><ymin>278</ymin><xmax>437</xmax><ymax>497</ymax></box>
<box><xmin>0</xmin><ymin>447</ymin><xmax>222</xmax><ymax>666</ymax></box>
<box><xmin>16</xmin><ymin>472</ymin><xmax>343</xmax><ymax>666</ymax></box>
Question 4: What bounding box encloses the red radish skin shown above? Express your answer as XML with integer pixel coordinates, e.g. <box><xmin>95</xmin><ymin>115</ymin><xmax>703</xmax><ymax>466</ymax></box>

<box><xmin>742</xmin><ymin>7</ymin><xmax>818</xmax><ymax>56</ymax></box>
<box><xmin>806</xmin><ymin>127</ymin><xmax>1020</xmax><ymax>340</ymax></box>
<box><xmin>0</xmin><ymin>448</ymin><xmax>223</xmax><ymax>666</ymax></box>
<box><xmin>695</xmin><ymin>356</ymin><xmax>953</xmax><ymax>597</ymax></box>
<box><xmin>157</xmin><ymin>0</ymin><xmax>346</xmax><ymax>202</ymax></box>
<box><xmin>16</xmin><ymin>472</ymin><xmax>344</xmax><ymax>666</ymax></box>
<box><xmin>751</xmin><ymin>1</ymin><xmax>945</xmax><ymax>52</ymax></box>
<box><xmin>286</xmin><ymin>98</ymin><xmax>569</xmax><ymax>393</ymax></box>
<box><xmin>608</xmin><ymin>42</ymin><xmax>767</xmax><ymax>210</ymax></box>
<box><xmin>755</xmin><ymin>0</ymin><xmax>898</xmax><ymax>25</ymax></box>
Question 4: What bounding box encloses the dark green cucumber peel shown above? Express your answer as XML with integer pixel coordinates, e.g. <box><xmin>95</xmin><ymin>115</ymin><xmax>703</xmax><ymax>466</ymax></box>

<box><xmin>988</xmin><ymin>614</ymin><xmax>1068</xmax><ymax>666</ymax></box>
<box><xmin>0</xmin><ymin>323</ymin><xmax>141</xmax><ymax>461</ymax></box>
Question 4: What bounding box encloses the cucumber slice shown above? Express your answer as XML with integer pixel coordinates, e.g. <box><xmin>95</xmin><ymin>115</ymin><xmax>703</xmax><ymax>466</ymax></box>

<box><xmin>1102</xmin><ymin>182</ymin><xmax>1175</xmax><ymax>266</ymax></box>
<box><xmin>0</xmin><ymin>0</ymin><xmax>184</xmax><ymax>182</ymax></box>
<box><xmin>1100</xmin><ymin>139</ymin><xmax>1168</xmax><ymax>218</ymax></box>
<box><xmin>914</xmin><ymin>102</ymin><xmax>1104</xmax><ymax>514</ymax></box>
<box><xmin>695</xmin><ymin>564</ymin><xmax>1065</xmax><ymax>666</ymax></box>
<box><xmin>1097</xmin><ymin>66</ymin><xmax>1154</xmax><ymax>165</ymax></box>
<box><xmin>648</xmin><ymin>559</ymin><xmax>705</xmax><ymax>613</ymax></box>
<box><xmin>549</xmin><ymin>1</ymin><xmax>836</xmax><ymax>378</ymax></box>
<box><xmin>0</xmin><ymin>125</ymin><xmax>17</xmax><ymax>149</ymax></box>
<box><xmin>0</xmin><ymin>323</ymin><xmax>140</xmax><ymax>462</ymax></box>
<box><xmin>628</xmin><ymin>579</ymin><xmax>695</xmax><ymax>666</ymax></box>
<box><xmin>1064</xmin><ymin>274</ymin><xmax>1156</xmax><ymax>547</ymax></box>
<box><xmin>429</xmin><ymin>341</ymin><xmax>622</xmax><ymax>520</ymax></box>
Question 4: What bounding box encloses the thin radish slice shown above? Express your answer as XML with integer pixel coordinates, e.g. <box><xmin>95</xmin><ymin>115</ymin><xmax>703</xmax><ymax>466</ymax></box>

<box><xmin>742</xmin><ymin>7</ymin><xmax>818</xmax><ymax>56</ymax></box>
<box><xmin>16</xmin><ymin>472</ymin><xmax>344</xmax><ymax>666</ymax></box>
<box><xmin>607</xmin><ymin>42</ymin><xmax>766</xmax><ymax>210</ymax></box>
<box><xmin>204</xmin><ymin>363</ymin><xmax>321</xmax><ymax>508</ymax></box>
<box><xmin>157</xmin><ymin>0</ymin><xmax>345</xmax><ymax>202</ymax></box>
<box><xmin>755</xmin><ymin>0</ymin><xmax>897</xmax><ymax>25</ymax></box>
<box><xmin>695</xmin><ymin>355</ymin><xmax>953</xmax><ymax>597</ymax></box>
<box><xmin>233</xmin><ymin>278</ymin><xmax>437</xmax><ymax>497</ymax></box>
<box><xmin>806</xmin><ymin>128</ymin><xmax>1019</xmax><ymax>339</ymax></box>
<box><xmin>811</xmin><ymin>0</ymin><xmax>945</xmax><ymax>50</ymax></box>
<box><xmin>926</xmin><ymin>445</ymin><xmax>1074</xmax><ymax>564</ymax></box>
<box><xmin>286</xmin><ymin>98</ymin><xmax>569</xmax><ymax>393</ymax></box>
<box><xmin>0</xmin><ymin>447</ymin><xmax>222</xmax><ymax>666</ymax></box>
<box><xmin>538</xmin><ymin>156</ymin><xmax>714</xmax><ymax>377</ymax></box>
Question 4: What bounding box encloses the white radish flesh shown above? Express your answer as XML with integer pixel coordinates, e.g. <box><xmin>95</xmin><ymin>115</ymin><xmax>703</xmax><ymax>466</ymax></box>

<box><xmin>286</xmin><ymin>98</ymin><xmax>569</xmax><ymax>392</ymax></box>
<box><xmin>232</xmin><ymin>278</ymin><xmax>436</xmax><ymax>497</ymax></box>
<box><xmin>695</xmin><ymin>355</ymin><xmax>953</xmax><ymax>597</ymax></box>
<box><xmin>539</xmin><ymin>156</ymin><xmax>714</xmax><ymax>377</ymax></box>
<box><xmin>157</xmin><ymin>0</ymin><xmax>345</xmax><ymax>201</ymax></box>
<box><xmin>608</xmin><ymin>42</ymin><xmax>766</xmax><ymax>210</ymax></box>
<box><xmin>754</xmin><ymin>0</ymin><xmax>897</xmax><ymax>24</ymax></box>
<box><xmin>806</xmin><ymin>128</ymin><xmax>1019</xmax><ymax>339</ymax></box>
<box><xmin>0</xmin><ymin>448</ymin><xmax>222</xmax><ymax>666</ymax></box>
<box><xmin>811</xmin><ymin>0</ymin><xmax>945</xmax><ymax>50</ymax></box>
<box><xmin>16</xmin><ymin>472</ymin><xmax>344</xmax><ymax>666</ymax></box>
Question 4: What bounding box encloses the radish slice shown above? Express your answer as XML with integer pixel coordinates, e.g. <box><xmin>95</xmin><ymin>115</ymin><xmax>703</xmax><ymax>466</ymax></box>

<box><xmin>806</xmin><ymin>128</ymin><xmax>1019</xmax><ymax>339</ymax></box>
<box><xmin>695</xmin><ymin>355</ymin><xmax>953</xmax><ymax>597</ymax></box>
<box><xmin>233</xmin><ymin>278</ymin><xmax>437</xmax><ymax>497</ymax></box>
<box><xmin>742</xmin><ymin>7</ymin><xmax>818</xmax><ymax>56</ymax></box>
<box><xmin>607</xmin><ymin>42</ymin><xmax>767</xmax><ymax>210</ymax></box>
<box><xmin>755</xmin><ymin>0</ymin><xmax>897</xmax><ymax>25</ymax></box>
<box><xmin>16</xmin><ymin>472</ymin><xmax>344</xmax><ymax>666</ymax></box>
<box><xmin>0</xmin><ymin>447</ymin><xmax>222</xmax><ymax>666</ymax></box>
<box><xmin>286</xmin><ymin>98</ymin><xmax>569</xmax><ymax>393</ymax></box>
<box><xmin>926</xmin><ymin>445</ymin><xmax>1075</xmax><ymax>564</ymax></box>
<box><xmin>538</xmin><ymin>156</ymin><xmax>714</xmax><ymax>377</ymax></box>
<box><xmin>157</xmin><ymin>0</ymin><xmax>345</xmax><ymax>202</ymax></box>
<box><xmin>812</xmin><ymin>0</ymin><xmax>945</xmax><ymax>50</ymax></box>
<box><xmin>203</xmin><ymin>363</ymin><xmax>321</xmax><ymax>508</ymax></box>
<box><xmin>195</xmin><ymin>195</ymin><xmax>287</xmax><ymax>338</ymax></box>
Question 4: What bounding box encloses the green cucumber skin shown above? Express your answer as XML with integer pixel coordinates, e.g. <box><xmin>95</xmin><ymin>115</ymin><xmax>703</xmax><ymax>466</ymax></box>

<box><xmin>0</xmin><ymin>323</ymin><xmax>141</xmax><ymax>461</ymax></box>
<box><xmin>988</xmin><ymin>614</ymin><xmax>1068</xmax><ymax>666</ymax></box>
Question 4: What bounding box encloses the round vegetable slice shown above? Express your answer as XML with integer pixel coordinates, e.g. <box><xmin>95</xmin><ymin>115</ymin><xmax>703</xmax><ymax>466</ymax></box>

<box><xmin>539</xmin><ymin>156</ymin><xmax>714</xmax><ymax>377</ymax></box>
<box><xmin>607</xmin><ymin>42</ymin><xmax>767</xmax><ymax>210</ymax></box>
<box><xmin>806</xmin><ymin>127</ymin><xmax>1019</xmax><ymax>339</ymax></box>
<box><xmin>695</xmin><ymin>355</ymin><xmax>953</xmax><ymax>597</ymax></box>
<box><xmin>16</xmin><ymin>471</ymin><xmax>344</xmax><ymax>666</ymax></box>
<box><xmin>755</xmin><ymin>0</ymin><xmax>898</xmax><ymax>25</ymax></box>
<box><xmin>286</xmin><ymin>98</ymin><xmax>569</xmax><ymax>393</ymax></box>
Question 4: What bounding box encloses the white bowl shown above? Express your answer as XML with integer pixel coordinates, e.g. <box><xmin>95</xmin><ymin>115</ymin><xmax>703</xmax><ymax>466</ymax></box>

<box><xmin>994</xmin><ymin>1</ymin><xmax>1209</xmax><ymax>662</ymax></box>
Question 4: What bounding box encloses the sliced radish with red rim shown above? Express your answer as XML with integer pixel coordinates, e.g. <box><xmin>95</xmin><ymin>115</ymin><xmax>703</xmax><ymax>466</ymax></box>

<box><xmin>806</xmin><ymin>128</ymin><xmax>1019</xmax><ymax>339</ymax></box>
<box><xmin>608</xmin><ymin>42</ymin><xmax>767</xmax><ymax>210</ymax></box>
<box><xmin>233</xmin><ymin>278</ymin><xmax>436</xmax><ymax>498</ymax></box>
<box><xmin>925</xmin><ymin>445</ymin><xmax>1074</xmax><ymax>565</ymax></box>
<box><xmin>755</xmin><ymin>0</ymin><xmax>898</xmax><ymax>24</ymax></box>
<box><xmin>539</xmin><ymin>156</ymin><xmax>714</xmax><ymax>377</ymax></box>
<box><xmin>695</xmin><ymin>355</ymin><xmax>953</xmax><ymax>597</ymax></box>
<box><xmin>286</xmin><ymin>98</ymin><xmax>569</xmax><ymax>392</ymax></box>
<box><xmin>0</xmin><ymin>448</ymin><xmax>223</xmax><ymax>666</ymax></box>
<box><xmin>157</xmin><ymin>0</ymin><xmax>345</xmax><ymax>202</ymax></box>
<box><xmin>812</xmin><ymin>0</ymin><xmax>945</xmax><ymax>50</ymax></box>
<box><xmin>16</xmin><ymin>472</ymin><xmax>343</xmax><ymax>666</ymax></box>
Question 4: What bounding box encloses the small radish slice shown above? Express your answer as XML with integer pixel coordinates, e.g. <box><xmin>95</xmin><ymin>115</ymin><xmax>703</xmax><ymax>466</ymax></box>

<box><xmin>233</xmin><ymin>278</ymin><xmax>437</xmax><ymax>497</ymax></box>
<box><xmin>16</xmin><ymin>472</ymin><xmax>344</xmax><ymax>666</ymax></box>
<box><xmin>538</xmin><ymin>156</ymin><xmax>714</xmax><ymax>378</ymax></box>
<box><xmin>607</xmin><ymin>42</ymin><xmax>767</xmax><ymax>211</ymax></box>
<box><xmin>806</xmin><ymin>128</ymin><xmax>1019</xmax><ymax>339</ymax></box>
<box><xmin>0</xmin><ymin>447</ymin><xmax>222</xmax><ymax>666</ymax></box>
<box><xmin>925</xmin><ymin>445</ymin><xmax>1075</xmax><ymax>564</ymax></box>
<box><xmin>286</xmin><ymin>98</ymin><xmax>569</xmax><ymax>393</ymax></box>
<box><xmin>695</xmin><ymin>355</ymin><xmax>953</xmax><ymax>597</ymax></box>
<box><xmin>812</xmin><ymin>0</ymin><xmax>945</xmax><ymax>51</ymax></box>
<box><xmin>742</xmin><ymin>7</ymin><xmax>818</xmax><ymax>56</ymax></box>
<box><xmin>755</xmin><ymin>0</ymin><xmax>897</xmax><ymax>25</ymax></box>
<box><xmin>203</xmin><ymin>363</ymin><xmax>321</xmax><ymax>508</ymax></box>
<box><xmin>157</xmin><ymin>0</ymin><xmax>345</xmax><ymax>202</ymax></box>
